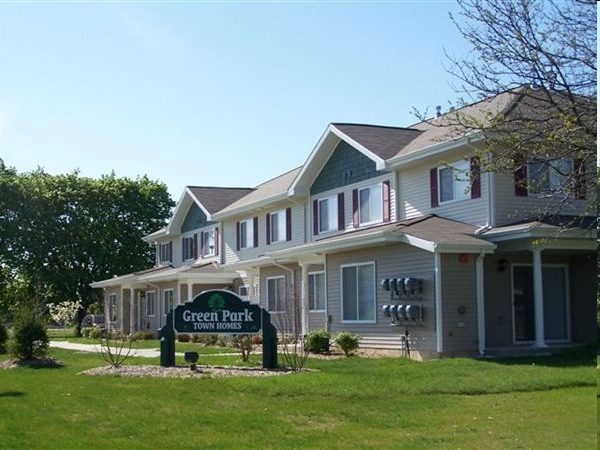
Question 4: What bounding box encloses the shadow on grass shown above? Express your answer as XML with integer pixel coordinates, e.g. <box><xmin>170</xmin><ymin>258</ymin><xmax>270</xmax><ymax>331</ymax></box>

<box><xmin>0</xmin><ymin>391</ymin><xmax>26</xmax><ymax>398</ymax></box>
<box><xmin>479</xmin><ymin>346</ymin><xmax>596</xmax><ymax>368</ymax></box>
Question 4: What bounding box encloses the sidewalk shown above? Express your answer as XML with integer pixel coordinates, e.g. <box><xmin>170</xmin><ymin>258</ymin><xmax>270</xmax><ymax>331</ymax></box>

<box><xmin>50</xmin><ymin>341</ymin><xmax>164</xmax><ymax>358</ymax></box>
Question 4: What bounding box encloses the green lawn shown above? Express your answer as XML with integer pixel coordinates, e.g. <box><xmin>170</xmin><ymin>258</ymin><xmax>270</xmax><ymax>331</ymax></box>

<box><xmin>0</xmin><ymin>347</ymin><xmax>596</xmax><ymax>449</ymax></box>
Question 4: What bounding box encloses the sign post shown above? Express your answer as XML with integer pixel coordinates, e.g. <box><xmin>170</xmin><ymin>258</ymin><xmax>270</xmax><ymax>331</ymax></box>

<box><xmin>161</xmin><ymin>289</ymin><xmax>277</xmax><ymax>369</ymax></box>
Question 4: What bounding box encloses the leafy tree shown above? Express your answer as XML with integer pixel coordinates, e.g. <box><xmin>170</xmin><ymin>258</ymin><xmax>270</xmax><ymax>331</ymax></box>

<box><xmin>424</xmin><ymin>0</ymin><xmax>596</xmax><ymax>223</ymax></box>
<box><xmin>10</xmin><ymin>303</ymin><xmax>49</xmax><ymax>360</ymax></box>
<box><xmin>0</xmin><ymin>163</ymin><xmax>174</xmax><ymax>334</ymax></box>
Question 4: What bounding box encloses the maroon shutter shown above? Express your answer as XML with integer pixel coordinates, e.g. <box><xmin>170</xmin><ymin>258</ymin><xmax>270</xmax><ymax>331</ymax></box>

<box><xmin>286</xmin><ymin>207</ymin><xmax>292</xmax><ymax>241</ymax></box>
<box><xmin>182</xmin><ymin>238</ymin><xmax>185</xmax><ymax>260</ymax></box>
<box><xmin>430</xmin><ymin>168</ymin><xmax>439</xmax><ymax>207</ymax></box>
<box><xmin>194</xmin><ymin>233</ymin><xmax>199</xmax><ymax>259</ymax></box>
<box><xmin>266</xmin><ymin>213</ymin><xmax>271</xmax><ymax>245</ymax></box>
<box><xmin>352</xmin><ymin>189</ymin><xmax>359</xmax><ymax>227</ymax></box>
<box><xmin>382</xmin><ymin>180</ymin><xmax>391</xmax><ymax>222</ymax></box>
<box><xmin>470</xmin><ymin>157</ymin><xmax>481</xmax><ymax>199</ymax></box>
<box><xmin>168</xmin><ymin>241</ymin><xmax>173</xmax><ymax>262</ymax></box>
<box><xmin>214</xmin><ymin>227</ymin><xmax>219</xmax><ymax>256</ymax></box>
<box><xmin>253</xmin><ymin>217</ymin><xmax>259</xmax><ymax>247</ymax></box>
<box><xmin>236</xmin><ymin>222</ymin><xmax>240</xmax><ymax>251</ymax></box>
<box><xmin>337</xmin><ymin>192</ymin><xmax>345</xmax><ymax>231</ymax></box>
<box><xmin>313</xmin><ymin>200</ymin><xmax>319</xmax><ymax>236</ymax></box>
<box><xmin>200</xmin><ymin>232</ymin><xmax>205</xmax><ymax>257</ymax></box>
<box><xmin>514</xmin><ymin>162</ymin><xmax>528</xmax><ymax>196</ymax></box>
<box><xmin>573</xmin><ymin>158</ymin><xmax>586</xmax><ymax>199</ymax></box>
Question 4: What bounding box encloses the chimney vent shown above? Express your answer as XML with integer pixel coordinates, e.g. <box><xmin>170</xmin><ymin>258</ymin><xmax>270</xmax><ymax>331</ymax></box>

<box><xmin>435</xmin><ymin>105</ymin><xmax>442</xmax><ymax>118</ymax></box>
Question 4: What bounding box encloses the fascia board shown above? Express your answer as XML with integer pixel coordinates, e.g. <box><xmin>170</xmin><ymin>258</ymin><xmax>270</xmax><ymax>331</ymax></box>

<box><xmin>433</xmin><ymin>243</ymin><xmax>497</xmax><ymax>254</ymax></box>
<box><xmin>329</xmin><ymin>125</ymin><xmax>387</xmax><ymax>170</ymax></box>
<box><xmin>212</xmin><ymin>192</ymin><xmax>289</xmax><ymax>221</ymax></box>
<box><xmin>185</xmin><ymin>187</ymin><xmax>213</xmax><ymax>220</ymax></box>
<box><xmin>385</xmin><ymin>131</ymin><xmax>484</xmax><ymax>169</ymax></box>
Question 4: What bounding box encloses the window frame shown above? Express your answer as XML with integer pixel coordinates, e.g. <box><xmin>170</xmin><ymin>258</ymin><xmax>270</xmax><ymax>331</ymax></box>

<box><xmin>341</xmin><ymin>262</ymin><xmax>376</xmax><ymax>323</ymax></box>
<box><xmin>308</xmin><ymin>271</ymin><xmax>326</xmax><ymax>312</ymax></box>
<box><xmin>269</xmin><ymin>209</ymin><xmax>287</xmax><ymax>243</ymax></box>
<box><xmin>159</xmin><ymin>242</ymin><xmax>172</xmax><ymax>264</ymax></box>
<box><xmin>266</xmin><ymin>276</ymin><xmax>286</xmax><ymax>312</ymax></box>
<box><xmin>202</xmin><ymin>228</ymin><xmax>216</xmax><ymax>257</ymax></box>
<box><xmin>527</xmin><ymin>158</ymin><xmax>574</xmax><ymax>196</ymax></box>
<box><xmin>358</xmin><ymin>183</ymin><xmax>383</xmax><ymax>226</ymax></box>
<box><xmin>146</xmin><ymin>291</ymin><xmax>156</xmax><ymax>317</ymax></box>
<box><xmin>182</xmin><ymin>234</ymin><xmax>196</xmax><ymax>261</ymax></box>
<box><xmin>163</xmin><ymin>289</ymin><xmax>174</xmax><ymax>316</ymax></box>
<box><xmin>239</xmin><ymin>219</ymin><xmax>254</xmax><ymax>250</ymax></box>
<box><xmin>318</xmin><ymin>196</ymin><xmax>338</xmax><ymax>234</ymax></box>
<box><xmin>108</xmin><ymin>293</ymin><xmax>118</xmax><ymax>323</ymax></box>
<box><xmin>438</xmin><ymin>159</ymin><xmax>471</xmax><ymax>204</ymax></box>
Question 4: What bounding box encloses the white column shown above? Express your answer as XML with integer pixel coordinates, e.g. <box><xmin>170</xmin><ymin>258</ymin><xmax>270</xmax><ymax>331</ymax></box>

<box><xmin>129</xmin><ymin>289</ymin><xmax>134</xmax><ymax>335</ymax></box>
<box><xmin>476</xmin><ymin>252</ymin><xmax>486</xmax><ymax>356</ymax></box>
<box><xmin>434</xmin><ymin>252</ymin><xmax>443</xmax><ymax>353</ymax></box>
<box><xmin>187</xmin><ymin>282</ymin><xmax>193</xmax><ymax>302</ymax></box>
<box><xmin>532</xmin><ymin>248</ymin><xmax>547</xmax><ymax>348</ymax></box>
<box><xmin>300</xmin><ymin>264</ymin><xmax>309</xmax><ymax>336</ymax></box>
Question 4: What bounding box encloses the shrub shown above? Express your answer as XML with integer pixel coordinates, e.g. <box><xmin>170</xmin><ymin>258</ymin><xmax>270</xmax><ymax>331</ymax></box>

<box><xmin>177</xmin><ymin>333</ymin><xmax>191</xmax><ymax>343</ymax></box>
<box><xmin>232</xmin><ymin>334</ymin><xmax>253</xmax><ymax>361</ymax></box>
<box><xmin>194</xmin><ymin>334</ymin><xmax>218</xmax><ymax>345</ymax></box>
<box><xmin>10</xmin><ymin>305</ymin><xmax>49</xmax><ymax>360</ymax></box>
<box><xmin>304</xmin><ymin>329</ymin><xmax>331</xmax><ymax>354</ymax></box>
<box><xmin>334</xmin><ymin>331</ymin><xmax>360</xmax><ymax>357</ymax></box>
<box><xmin>251</xmin><ymin>334</ymin><xmax>262</xmax><ymax>345</ymax></box>
<box><xmin>131</xmin><ymin>331</ymin><xmax>154</xmax><ymax>341</ymax></box>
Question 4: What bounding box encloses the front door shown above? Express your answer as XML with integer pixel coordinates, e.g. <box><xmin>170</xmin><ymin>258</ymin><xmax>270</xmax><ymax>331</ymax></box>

<box><xmin>512</xmin><ymin>265</ymin><xmax>569</xmax><ymax>343</ymax></box>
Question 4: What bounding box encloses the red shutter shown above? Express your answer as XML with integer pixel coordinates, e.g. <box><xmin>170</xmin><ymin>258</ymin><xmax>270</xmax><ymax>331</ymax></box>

<box><xmin>573</xmin><ymin>158</ymin><xmax>586</xmax><ymax>199</ymax></box>
<box><xmin>194</xmin><ymin>233</ymin><xmax>199</xmax><ymax>259</ymax></box>
<box><xmin>313</xmin><ymin>199</ymin><xmax>319</xmax><ymax>236</ymax></box>
<box><xmin>352</xmin><ymin>189</ymin><xmax>359</xmax><ymax>227</ymax></box>
<box><xmin>514</xmin><ymin>162</ymin><xmax>528</xmax><ymax>196</ymax></box>
<box><xmin>470</xmin><ymin>157</ymin><xmax>481</xmax><ymax>199</ymax></box>
<box><xmin>430</xmin><ymin>168</ymin><xmax>439</xmax><ymax>207</ymax></box>
<box><xmin>337</xmin><ymin>192</ymin><xmax>345</xmax><ymax>231</ymax></box>
<box><xmin>382</xmin><ymin>180</ymin><xmax>390</xmax><ymax>222</ymax></box>
<box><xmin>236</xmin><ymin>222</ymin><xmax>240</xmax><ymax>251</ymax></box>
<box><xmin>214</xmin><ymin>227</ymin><xmax>219</xmax><ymax>256</ymax></box>
<box><xmin>266</xmin><ymin>213</ymin><xmax>271</xmax><ymax>245</ymax></box>
<box><xmin>286</xmin><ymin>207</ymin><xmax>292</xmax><ymax>241</ymax></box>
<box><xmin>253</xmin><ymin>217</ymin><xmax>259</xmax><ymax>247</ymax></box>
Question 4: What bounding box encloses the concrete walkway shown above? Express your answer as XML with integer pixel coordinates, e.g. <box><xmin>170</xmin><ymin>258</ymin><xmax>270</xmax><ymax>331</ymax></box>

<box><xmin>50</xmin><ymin>341</ymin><xmax>164</xmax><ymax>358</ymax></box>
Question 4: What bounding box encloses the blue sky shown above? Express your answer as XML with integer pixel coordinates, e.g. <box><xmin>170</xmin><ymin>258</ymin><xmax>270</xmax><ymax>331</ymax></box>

<box><xmin>0</xmin><ymin>1</ymin><xmax>472</xmax><ymax>199</ymax></box>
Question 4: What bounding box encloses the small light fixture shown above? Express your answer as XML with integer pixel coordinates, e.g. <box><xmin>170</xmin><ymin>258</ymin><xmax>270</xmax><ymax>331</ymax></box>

<box><xmin>497</xmin><ymin>258</ymin><xmax>508</xmax><ymax>272</ymax></box>
<box><xmin>458</xmin><ymin>253</ymin><xmax>469</xmax><ymax>264</ymax></box>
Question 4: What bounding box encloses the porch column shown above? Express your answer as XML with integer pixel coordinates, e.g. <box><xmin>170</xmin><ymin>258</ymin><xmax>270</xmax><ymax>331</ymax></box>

<box><xmin>187</xmin><ymin>282</ymin><xmax>193</xmax><ymax>302</ymax></box>
<box><xmin>532</xmin><ymin>248</ymin><xmax>547</xmax><ymax>348</ymax></box>
<box><xmin>129</xmin><ymin>289</ymin><xmax>134</xmax><ymax>335</ymax></box>
<box><xmin>299</xmin><ymin>264</ymin><xmax>309</xmax><ymax>336</ymax></box>
<box><xmin>434</xmin><ymin>252</ymin><xmax>443</xmax><ymax>353</ymax></box>
<box><xmin>476</xmin><ymin>251</ymin><xmax>486</xmax><ymax>356</ymax></box>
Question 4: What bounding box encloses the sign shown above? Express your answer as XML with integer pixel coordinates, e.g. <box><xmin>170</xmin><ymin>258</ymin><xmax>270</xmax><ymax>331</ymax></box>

<box><xmin>173</xmin><ymin>289</ymin><xmax>262</xmax><ymax>334</ymax></box>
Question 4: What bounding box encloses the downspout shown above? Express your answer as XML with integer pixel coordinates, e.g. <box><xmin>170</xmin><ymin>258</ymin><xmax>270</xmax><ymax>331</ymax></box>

<box><xmin>476</xmin><ymin>249</ymin><xmax>486</xmax><ymax>356</ymax></box>
<box><xmin>434</xmin><ymin>251</ymin><xmax>443</xmax><ymax>354</ymax></box>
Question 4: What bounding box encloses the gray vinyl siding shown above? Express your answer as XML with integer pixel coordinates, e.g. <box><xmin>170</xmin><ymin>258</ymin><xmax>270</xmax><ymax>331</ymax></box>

<box><xmin>483</xmin><ymin>256</ymin><xmax>514</xmax><ymax>347</ymax></box>
<box><xmin>222</xmin><ymin>203</ymin><xmax>305</xmax><ymax>264</ymax></box>
<box><xmin>181</xmin><ymin>203</ymin><xmax>211</xmax><ymax>233</ymax></box>
<box><xmin>568</xmin><ymin>254</ymin><xmax>596</xmax><ymax>344</ymax></box>
<box><xmin>311</xmin><ymin>140</ymin><xmax>385</xmax><ymax>195</ymax></box>
<box><xmin>493</xmin><ymin>171</ymin><xmax>595</xmax><ymax>226</ymax></box>
<box><xmin>398</xmin><ymin>158</ymin><xmax>489</xmax><ymax>226</ymax></box>
<box><xmin>259</xmin><ymin>265</ymin><xmax>301</xmax><ymax>334</ymax></box>
<box><xmin>326</xmin><ymin>245</ymin><xmax>437</xmax><ymax>353</ymax></box>
<box><xmin>440</xmin><ymin>253</ymin><xmax>479</xmax><ymax>354</ymax></box>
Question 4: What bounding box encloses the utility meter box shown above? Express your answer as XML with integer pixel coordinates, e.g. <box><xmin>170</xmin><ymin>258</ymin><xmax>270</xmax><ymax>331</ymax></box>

<box><xmin>406</xmin><ymin>304</ymin><xmax>423</xmax><ymax>322</ymax></box>
<box><xmin>382</xmin><ymin>304</ymin><xmax>390</xmax><ymax>317</ymax></box>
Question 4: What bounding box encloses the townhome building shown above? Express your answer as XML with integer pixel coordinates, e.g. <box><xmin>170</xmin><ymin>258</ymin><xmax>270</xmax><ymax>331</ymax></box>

<box><xmin>91</xmin><ymin>88</ymin><xmax>596</xmax><ymax>359</ymax></box>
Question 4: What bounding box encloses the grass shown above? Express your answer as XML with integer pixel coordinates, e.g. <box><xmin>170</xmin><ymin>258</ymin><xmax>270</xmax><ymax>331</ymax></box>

<box><xmin>0</xmin><ymin>347</ymin><xmax>596</xmax><ymax>449</ymax></box>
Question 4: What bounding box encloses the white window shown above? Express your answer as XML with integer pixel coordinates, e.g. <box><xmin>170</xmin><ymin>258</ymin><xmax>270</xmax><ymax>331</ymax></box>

<box><xmin>528</xmin><ymin>159</ymin><xmax>573</xmax><ymax>195</ymax></box>
<box><xmin>267</xmin><ymin>276</ymin><xmax>285</xmax><ymax>312</ymax></box>
<box><xmin>240</xmin><ymin>219</ymin><xmax>254</xmax><ymax>249</ymax></box>
<box><xmin>146</xmin><ymin>291</ymin><xmax>155</xmax><ymax>317</ymax></box>
<box><xmin>359</xmin><ymin>184</ymin><xmax>383</xmax><ymax>225</ymax></box>
<box><xmin>341</xmin><ymin>262</ymin><xmax>376</xmax><ymax>322</ymax></box>
<box><xmin>202</xmin><ymin>229</ymin><xmax>216</xmax><ymax>257</ymax></box>
<box><xmin>182</xmin><ymin>235</ymin><xmax>196</xmax><ymax>261</ymax></box>
<box><xmin>163</xmin><ymin>289</ymin><xmax>174</xmax><ymax>315</ymax></box>
<box><xmin>318</xmin><ymin>196</ymin><xmax>338</xmax><ymax>233</ymax></box>
<box><xmin>108</xmin><ymin>293</ymin><xmax>118</xmax><ymax>323</ymax></box>
<box><xmin>270</xmin><ymin>210</ymin><xmax>287</xmax><ymax>243</ymax></box>
<box><xmin>159</xmin><ymin>242</ymin><xmax>172</xmax><ymax>264</ymax></box>
<box><xmin>308</xmin><ymin>272</ymin><xmax>326</xmax><ymax>311</ymax></box>
<box><xmin>439</xmin><ymin>160</ymin><xmax>470</xmax><ymax>203</ymax></box>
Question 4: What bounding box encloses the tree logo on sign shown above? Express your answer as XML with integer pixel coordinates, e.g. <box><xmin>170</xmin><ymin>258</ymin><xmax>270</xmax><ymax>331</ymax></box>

<box><xmin>208</xmin><ymin>293</ymin><xmax>226</xmax><ymax>312</ymax></box>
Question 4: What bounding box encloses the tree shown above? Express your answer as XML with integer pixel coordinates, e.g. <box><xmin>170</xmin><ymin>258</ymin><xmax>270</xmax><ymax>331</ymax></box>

<box><xmin>425</xmin><ymin>0</ymin><xmax>596</xmax><ymax>223</ymax></box>
<box><xmin>0</xmin><ymin>164</ymin><xmax>174</xmax><ymax>334</ymax></box>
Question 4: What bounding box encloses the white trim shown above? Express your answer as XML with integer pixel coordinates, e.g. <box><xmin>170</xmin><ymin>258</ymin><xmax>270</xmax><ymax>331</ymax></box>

<box><xmin>329</xmin><ymin>125</ymin><xmax>386</xmax><ymax>170</ymax></box>
<box><xmin>145</xmin><ymin>290</ymin><xmax>156</xmax><ymax>317</ymax></box>
<box><xmin>163</xmin><ymin>289</ymin><xmax>174</xmax><ymax>317</ymax></box>
<box><xmin>476</xmin><ymin>251</ymin><xmax>485</xmax><ymax>355</ymax></box>
<box><xmin>357</xmin><ymin>183</ymin><xmax>384</xmax><ymax>226</ymax></box>
<box><xmin>340</xmin><ymin>261</ymin><xmax>377</xmax><ymax>324</ymax></box>
<box><xmin>266</xmin><ymin>275</ymin><xmax>286</xmax><ymax>312</ymax></box>
<box><xmin>308</xmin><ymin>271</ymin><xmax>326</xmax><ymax>313</ymax></box>
<box><xmin>434</xmin><ymin>252</ymin><xmax>443</xmax><ymax>353</ymax></box>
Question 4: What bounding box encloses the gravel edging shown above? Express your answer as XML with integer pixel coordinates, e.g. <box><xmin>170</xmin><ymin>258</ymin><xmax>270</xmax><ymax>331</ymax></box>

<box><xmin>79</xmin><ymin>364</ymin><xmax>304</xmax><ymax>378</ymax></box>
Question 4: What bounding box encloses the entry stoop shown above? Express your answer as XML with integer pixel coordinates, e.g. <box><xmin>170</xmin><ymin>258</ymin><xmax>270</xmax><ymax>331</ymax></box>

<box><xmin>359</xmin><ymin>335</ymin><xmax>407</xmax><ymax>355</ymax></box>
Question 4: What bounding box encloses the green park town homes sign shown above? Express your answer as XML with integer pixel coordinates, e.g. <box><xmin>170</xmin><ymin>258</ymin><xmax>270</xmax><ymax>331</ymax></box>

<box><xmin>173</xmin><ymin>290</ymin><xmax>261</xmax><ymax>334</ymax></box>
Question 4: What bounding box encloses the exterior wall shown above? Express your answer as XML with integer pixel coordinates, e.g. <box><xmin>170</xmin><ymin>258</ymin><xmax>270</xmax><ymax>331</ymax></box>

<box><xmin>222</xmin><ymin>203</ymin><xmax>305</xmax><ymax>264</ymax></box>
<box><xmin>259</xmin><ymin>264</ymin><xmax>301</xmax><ymax>335</ymax></box>
<box><xmin>568</xmin><ymin>254</ymin><xmax>596</xmax><ymax>344</ymax></box>
<box><xmin>492</xmin><ymin>171</ymin><xmax>594</xmax><ymax>227</ymax></box>
<box><xmin>181</xmin><ymin>203</ymin><xmax>211</xmax><ymax>233</ymax></box>
<box><xmin>440</xmin><ymin>253</ymin><xmax>479</xmax><ymax>354</ymax></box>
<box><xmin>398</xmin><ymin>152</ymin><xmax>489</xmax><ymax>226</ymax></box>
<box><xmin>483</xmin><ymin>256</ymin><xmax>514</xmax><ymax>347</ymax></box>
<box><xmin>325</xmin><ymin>245</ymin><xmax>437</xmax><ymax>354</ymax></box>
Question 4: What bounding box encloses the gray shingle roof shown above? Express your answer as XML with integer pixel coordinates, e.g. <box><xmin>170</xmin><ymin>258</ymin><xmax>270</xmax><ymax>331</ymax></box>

<box><xmin>186</xmin><ymin>186</ymin><xmax>254</xmax><ymax>214</ymax></box>
<box><xmin>332</xmin><ymin>124</ymin><xmax>422</xmax><ymax>160</ymax></box>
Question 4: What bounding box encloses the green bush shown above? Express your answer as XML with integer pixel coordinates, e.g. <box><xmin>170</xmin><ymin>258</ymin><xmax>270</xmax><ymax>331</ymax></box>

<box><xmin>193</xmin><ymin>334</ymin><xmax>218</xmax><ymax>345</ymax></box>
<box><xmin>334</xmin><ymin>331</ymin><xmax>360</xmax><ymax>357</ymax></box>
<box><xmin>304</xmin><ymin>329</ymin><xmax>331</xmax><ymax>354</ymax></box>
<box><xmin>10</xmin><ymin>306</ymin><xmax>49</xmax><ymax>360</ymax></box>
<box><xmin>177</xmin><ymin>333</ymin><xmax>191</xmax><ymax>343</ymax></box>
<box><xmin>131</xmin><ymin>331</ymin><xmax>154</xmax><ymax>341</ymax></box>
